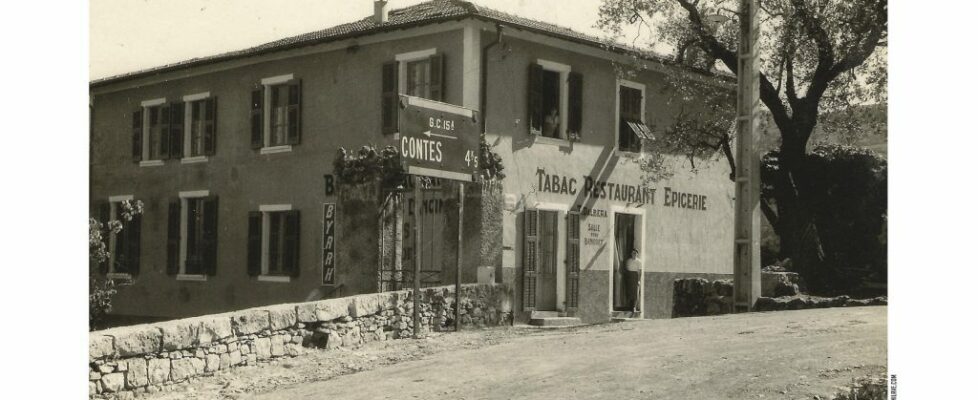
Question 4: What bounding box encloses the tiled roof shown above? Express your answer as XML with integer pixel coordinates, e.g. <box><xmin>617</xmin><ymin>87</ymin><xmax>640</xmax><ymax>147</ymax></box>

<box><xmin>91</xmin><ymin>0</ymin><xmax>690</xmax><ymax>87</ymax></box>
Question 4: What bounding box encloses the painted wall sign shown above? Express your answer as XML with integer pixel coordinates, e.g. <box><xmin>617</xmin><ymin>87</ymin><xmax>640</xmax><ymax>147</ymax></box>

<box><xmin>396</xmin><ymin>95</ymin><xmax>480</xmax><ymax>182</ymax></box>
<box><xmin>535</xmin><ymin>169</ymin><xmax>709</xmax><ymax>211</ymax></box>
<box><xmin>663</xmin><ymin>187</ymin><xmax>708</xmax><ymax>211</ymax></box>
<box><xmin>321</xmin><ymin>203</ymin><xmax>337</xmax><ymax>285</ymax></box>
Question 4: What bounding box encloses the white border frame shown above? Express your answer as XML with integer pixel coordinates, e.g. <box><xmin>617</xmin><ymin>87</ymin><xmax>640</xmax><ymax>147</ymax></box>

<box><xmin>181</xmin><ymin>91</ymin><xmax>211</xmax><ymax>162</ymax></box>
<box><xmin>607</xmin><ymin>204</ymin><xmax>647</xmax><ymax>319</ymax></box>
<box><xmin>258</xmin><ymin>203</ymin><xmax>295</xmax><ymax>282</ymax></box>
<box><xmin>176</xmin><ymin>190</ymin><xmax>210</xmax><ymax>281</ymax></box>
<box><xmin>259</xmin><ymin>73</ymin><xmax>296</xmax><ymax>152</ymax></box>
<box><xmin>615</xmin><ymin>79</ymin><xmax>647</xmax><ymax>155</ymax></box>
<box><xmin>396</xmin><ymin>48</ymin><xmax>438</xmax><ymax>96</ymax></box>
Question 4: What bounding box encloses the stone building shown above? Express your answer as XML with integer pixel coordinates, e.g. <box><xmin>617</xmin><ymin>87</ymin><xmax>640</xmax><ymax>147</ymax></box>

<box><xmin>90</xmin><ymin>0</ymin><xmax>735</xmax><ymax>324</ymax></box>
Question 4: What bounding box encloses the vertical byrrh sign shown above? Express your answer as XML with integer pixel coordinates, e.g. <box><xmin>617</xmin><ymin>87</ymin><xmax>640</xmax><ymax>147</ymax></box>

<box><xmin>322</xmin><ymin>202</ymin><xmax>337</xmax><ymax>285</ymax></box>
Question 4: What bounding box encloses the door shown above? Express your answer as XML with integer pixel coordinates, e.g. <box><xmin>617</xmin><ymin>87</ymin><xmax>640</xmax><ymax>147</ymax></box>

<box><xmin>536</xmin><ymin>210</ymin><xmax>559</xmax><ymax>310</ymax></box>
<box><xmin>613</xmin><ymin>213</ymin><xmax>637</xmax><ymax>311</ymax></box>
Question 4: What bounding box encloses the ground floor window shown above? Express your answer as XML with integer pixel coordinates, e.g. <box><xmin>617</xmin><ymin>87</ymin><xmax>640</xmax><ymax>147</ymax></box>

<box><xmin>106</xmin><ymin>196</ymin><xmax>141</xmax><ymax>276</ymax></box>
<box><xmin>168</xmin><ymin>192</ymin><xmax>219</xmax><ymax>278</ymax></box>
<box><xmin>248</xmin><ymin>206</ymin><xmax>300</xmax><ymax>280</ymax></box>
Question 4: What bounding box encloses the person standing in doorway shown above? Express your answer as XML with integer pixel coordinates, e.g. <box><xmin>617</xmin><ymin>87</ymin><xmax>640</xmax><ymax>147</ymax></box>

<box><xmin>624</xmin><ymin>249</ymin><xmax>642</xmax><ymax>313</ymax></box>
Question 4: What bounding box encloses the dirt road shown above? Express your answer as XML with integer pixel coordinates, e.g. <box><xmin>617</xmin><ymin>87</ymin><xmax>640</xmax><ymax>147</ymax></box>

<box><xmin>148</xmin><ymin>306</ymin><xmax>886</xmax><ymax>400</ymax></box>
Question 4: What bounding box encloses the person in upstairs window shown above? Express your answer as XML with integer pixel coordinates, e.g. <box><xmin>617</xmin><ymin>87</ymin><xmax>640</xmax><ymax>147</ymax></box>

<box><xmin>542</xmin><ymin>106</ymin><xmax>560</xmax><ymax>138</ymax></box>
<box><xmin>624</xmin><ymin>249</ymin><xmax>642</xmax><ymax>313</ymax></box>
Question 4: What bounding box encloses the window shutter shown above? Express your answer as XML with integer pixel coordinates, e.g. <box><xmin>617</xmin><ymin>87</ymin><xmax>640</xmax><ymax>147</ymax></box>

<box><xmin>568</xmin><ymin>72</ymin><xmax>583</xmax><ymax>139</ymax></box>
<box><xmin>522</xmin><ymin>209</ymin><xmax>539</xmax><ymax>311</ymax></box>
<box><xmin>204</xmin><ymin>97</ymin><xmax>217</xmax><ymax>156</ymax></box>
<box><xmin>127</xmin><ymin>213</ymin><xmax>142</xmax><ymax>276</ymax></box>
<box><xmin>159</xmin><ymin>105</ymin><xmax>172</xmax><ymax>160</ymax></box>
<box><xmin>131</xmin><ymin>110</ymin><xmax>143</xmax><ymax>162</ymax></box>
<box><xmin>169</xmin><ymin>102</ymin><xmax>184</xmax><ymax>159</ymax></box>
<box><xmin>250</xmin><ymin>88</ymin><xmax>264</xmax><ymax>149</ymax></box>
<box><xmin>565</xmin><ymin>212</ymin><xmax>581</xmax><ymax>311</ymax></box>
<box><xmin>527</xmin><ymin>63</ymin><xmax>544</xmax><ymax>135</ymax></box>
<box><xmin>202</xmin><ymin>196</ymin><xmax>219</xmax><ymax>276</ymax></box>
<box><xmin>96</xmin><ymin>201</ymin><xmax>111</xmax><ymax>274</ymax></box>
<box><xmin>247</xmin><ymin>211</ymin><xmax>262</xmax><ymax>277</ymax></box>
<box><xmin>287</xmin><ymin>81</ymin><xmax>302</xmax><ymax>145</ymax></box>
<box><xmin>381</xmin><ymin>61</ymin><xmax>399</xmax><ymax>135</ymax></box>
<box><xmin>166</xmin><ymin>200</ymin><xmax>181</xmax><ymax>275</ymax></box>
<box><xmin>429</xmin><ymin>53</ymin><xmax>444</xmax><ymax>102</ymax></box>
<box><xmin>284</xmin><ymin>210</ymin><xmax>301</xmax><ymax>277</ymax></box>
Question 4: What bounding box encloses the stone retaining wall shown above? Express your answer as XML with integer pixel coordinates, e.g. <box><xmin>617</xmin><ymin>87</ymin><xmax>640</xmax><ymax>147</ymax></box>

<box><xmin>89</xmin><ymin>284</ymin><xmax>512</xmax><ymax>397</ymax></box>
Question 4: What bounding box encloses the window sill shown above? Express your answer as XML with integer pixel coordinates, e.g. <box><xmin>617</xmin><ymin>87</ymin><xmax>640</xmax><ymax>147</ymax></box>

<box><xmin>181</xmin><ymin>156</ymin><xmax>208</xmax><ymax>164</ymax></box>
<box><xmin>106</xmin><ymin>273</ymin><xmax>133</xmax><ymax>281</ymax></box>
<box><xmin>258</xmin><ymin>275</ymin><xmax>291</xmax><ymax>283</ymax></box>
<box><xmin>176</xmin><ymin>274</ymin><xmax>208</xmax><ymax>281</ymax></box>
<box><xmin>532</xmin><ymin>135</ymin><xmax>570</xmax><ymax>147</ymax></box>
<box><xmin>139</xmin><ymin>160</ymin><xmax>165</xmax><ymax>167</ymax></box>
<box><xmin>260</xmin><ymin>145</ymin><xmax>292</xmax><ymax>155</ymax></box>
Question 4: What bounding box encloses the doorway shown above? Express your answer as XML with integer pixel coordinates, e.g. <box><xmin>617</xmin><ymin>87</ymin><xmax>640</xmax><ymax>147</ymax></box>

<box><xmin>535</xmin><ymin>210</ymin><xmax>559</xmax><ymax>310</ymax></box>
<box><xmin>613</xmin><ymin>213</ymin><xmax>639</xmax><ymax>311</ymax></box>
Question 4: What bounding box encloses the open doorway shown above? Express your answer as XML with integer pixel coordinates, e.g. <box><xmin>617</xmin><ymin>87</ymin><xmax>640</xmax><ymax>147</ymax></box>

<box><xmin>613</xmin><ymin>213</ymin><xmax>640</xmax><ymax>312</ymax></box>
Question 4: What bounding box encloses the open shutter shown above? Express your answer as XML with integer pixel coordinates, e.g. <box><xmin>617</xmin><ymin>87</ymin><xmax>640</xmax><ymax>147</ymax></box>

<box><xmin>96</xmin><ymin>202</ymin><xmax>111</xmax><ymax>274</ymax></box>
<box><xmin>527</xmin><ymin>63</ymin><xmax>544</xmax><ymax>135</ymax></box>
<box><xmin>166</xmin><ymin>200</ymin><xmax>181</xmax><ymax>275</ymax></box>
<box><xmin>286</xmin><ymin>81</ymin><xmax>302</xmax><ymax>145</ymax></box>
<box><xmin>568</xmin><ymin>71</ymin><xmax>583</xmax><ymax>139</ymax></box>
<box><xmin>247</xmin><ymin>212</ymin><xmax>262</xmax><ymax>277</ymax></box>
<box><xmin>204</xmin><ymin>97</ymin><xmax>217</xmax><ymax>156</ymax></box>
<box><xmin>250</xmin><ymin>88</ymin><xmax>264</xmax><ymax>149</ymax></box>
<box><xmin>284</xmin><ymin>210</ymin><xmax>301</xmax><ymax>277</ymax></box>
<box><xmin>169</xmin><ymin>102</ymin><xmax>184</xmax><ymax>159</ymax></box>
<box><xmin>381</xmin><ymin>61</ymin><xmax>399</xmax><ymax>135</ymax></box>
<box><xmin>127</xmin><ymin>213</ymin><xmax>142</xmax><ymax>276</ymax></box>
<box><xmin>522</xmin><ymin>209</ymin><xmax>539</xmax><ymax>311</ymax></box>
<box><xmin>131</xmin><ymin>110</ymin><xmax>143</xmax><ymax>162</ymax></box>
<box><xmin>429</xmin><ymin>53</ymin><xmax>444</xmax><ymax>102</ymax></box>
<box><xmin>159</xmin><ymin>105</ymin><xmax>171</xmax><ymax>160</ymax></box>
<box><xmin>202</xmin><ymin>196</ymin><xmax>219</xmax><ymax>276</ymax></box>
<box><xmin>565</xmin><ymin>212</ymin><xmax>581</xmax><ymax>311</ymax></box>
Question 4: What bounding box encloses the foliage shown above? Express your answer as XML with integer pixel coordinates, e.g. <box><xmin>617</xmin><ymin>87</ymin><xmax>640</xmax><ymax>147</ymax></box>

<box><xmin>89</xmin><ymin>199</ymin><xmax>143</xmax><ymax>331</ymax></box>
<box><xmin>598</xmin><ymin>0</ymin><xmax>888</xmax><ymax>288</ymax></box>
<box><xmin>762</xmin><ymin>144</ymin><xmax>886</xmax><ymax>295</ymax></box>
<box><xmin>831</xmin><ymin>375</ymin><xmax>887</xmax><ymax>400</ymax></box>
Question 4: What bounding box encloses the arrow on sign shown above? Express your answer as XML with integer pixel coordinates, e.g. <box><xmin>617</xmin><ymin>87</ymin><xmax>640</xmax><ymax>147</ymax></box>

<box><xmin>422</xmin><ymin>130</ymin><xmax>456</xmax><ymax>140</ymax></box>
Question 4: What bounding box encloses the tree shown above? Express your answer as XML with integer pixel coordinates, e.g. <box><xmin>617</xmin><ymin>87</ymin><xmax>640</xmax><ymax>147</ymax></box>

<box><xmin>89</xmin><ymin>199</ymin><xmax>143</xmax><ymax>330</ymax></box>
<box><xmin>598</xmin><ymin>0</ymin><xmax>887</xmax><ymax>285</ymax></box>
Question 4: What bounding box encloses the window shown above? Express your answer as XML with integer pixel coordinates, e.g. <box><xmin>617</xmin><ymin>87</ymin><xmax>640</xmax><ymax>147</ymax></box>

<box><xmin>527</xmin><ymin>60</ymin><xmax>583</xmax><ymax>141</ymax></box>
<box><xmin>168</xmin><ymin>191</ymin><xmax>219</xmax><ymax>279</ymax></box>
<box><xmin>617</xmin><ymin>81</ymin><xmax>653</xmax><ymax>153</ymax></box>
<box><xmin>98</xmin><ymin>196</ymin><xmax>142</xmax><ymax>277</ymax></box>
<box><xmin>183</xmin><ymin>93</ymin><xmax>217</xmax><ymax>160</ymax></box>
<box><xmin>133</xmin><ymin>98</ymin><xmax>183</xmax><ymax>165</ymax></box>
<box><xmin>247</xmin><ymin>205</ymin><xmax>301</xmax><ymax>281</ymax></box>
<box><xmin>251</xmin><ymin>74</ymin><xmax>302</xmax><ymax>153</ymax></box>
<box><xmin>381</xmin><ymin>49</ymin><xmax>444</xmax><ymax>135</ymax></box>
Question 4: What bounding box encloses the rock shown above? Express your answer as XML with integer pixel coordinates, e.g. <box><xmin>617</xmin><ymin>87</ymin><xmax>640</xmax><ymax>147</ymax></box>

<box><xmin>229</xmin><ymin>350</ymin><xmax>242</xmax><ymax>366</ymax></box>
<box><xmin>89</xmin><ymin>382</ymin><xmax>97</xmax><ymax>396</ymax></box>
<box><xmin>232</xmin><ymin>309</ymin><xmax>270</xmax><ymax>336</ymax></box>
<box><xmin>105</xmin><ymin>325</ymin><xmax>163</xmax><ymax>357</ymax></box>
<box><xmin>189</xmin><ymin>357</ymin><xmax>205</xmax><ymax>374</ymax></box>
<box><xmin>89</xmin><ymin>334</ymin><xmax>115</xmax><ymax>360</ymax></box>
<box><xmin>267</xmin><ymin>305</ymin><xmax>298</xmax><ymax>331</ymax></box>
<box><xmin>125</xmin><ymin>358</ymin><xmax>149</xmax><ymax>389</ymax></box>
<box><xmin>90</xmin><ymin>371</ymin><xmax>101</xmax><ymax>381</ymax></box>
<box><xmin>101</xmin><ymin>372</ymin><xmax>125</xmax><ymax>393</ymax></box>
<box><xmin>170</xmin><ymin>359</ymin><xmax>195</xmax><ymax>382</ymax></box>
<box><xmin>147</xmin><ymin>358</ymin><xmax>170</xmax><ymax>385</ymax></box>
<box><xmin>159</xmin><ymin>320</ymin><xmax>198</xmax><ymax>351</ymax></box>
<box><xmin>214</xmin><ymin>344</ymin><xmax>228</xmax><ymax>354</ymax></box>
<box><xmin>99</xmin><ymin>364</ymin><xmax>115</xmax><ymax>374</ymax></box>
<box><xmin>254</xmin><ymin>337</ymin><xmax>272</xmax><ymax>359</ymax></box>
<box><xmin>194</xmin><ymin>315</ymin><xmax>233</xmax><ymax>345</ymax></box>
<box><xmin>271</xmin><ymin>335</ymin><xmax>286</xmax><ymax>357</ymax></box>
<box><xmin>247</xmin><ymin>353</ymin><xmax>257</xmax><ymax>366</ymax></box>
<box><xmin>219</xmin><ymin>353</ymin><xmax>231</xmax><ymax>370</ymax></box>
<box><xmin>297</xmin><ymin>298</ymin><xmax>351</xmax><ymax>323</ymax></box>
<box><xmin>350</xmin><ymin>293</ymin><xmax>386</xmax><ymax>318</ymax></box>
<box><xmin>286</xmin><ymin>343</ymin><xmax>301</xmax><ymax>357</ymax></box>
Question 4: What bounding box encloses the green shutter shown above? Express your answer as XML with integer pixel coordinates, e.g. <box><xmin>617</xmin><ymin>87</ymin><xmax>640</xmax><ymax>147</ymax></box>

<box><xmin>204</xmin><ymin>97</ymin><xmax>217</xmax><ymax>156</ymax></box>
<box><xmin>247</xmin><ymin>211</ymin><xmax>263</xmax><ymax>277</ymax></box>
<box><xmin>202</xmin><ymin>196</ymin><xmax>219</xmax><ymax>276</ymax></box>
<box><xmin>131</xmin><ymin>110</ymin><xmax>143</xmax><ymax>162</ymax></box>
<box><xmin>429</xmin><ymin>53</ymin><xmax>444</xmax><ymax>102</ymax></box>
<box><xmin>527</xmin><ymin>63</ymin><xmax>544</xmax><ymax>135</ymax></box>
<box><xmin>287</xmin><ymin>81</ymin><xmax>301</xmax><ymax>145</ymax></box>
<box><xmin>169</xmin><ymin>102</ymin><xmax>184</xmax><ymax>159</ymax></box>
<box><xmin>250</xmin><ymin>88</ymin><xmax>264</xmax><ymax>149</ymax></box>
<box><xmin>284</xmin><ymin>210</ymin><xmax>301</xmax><ymax>277</ymax></box>
<box><xmin>566</xmin><ymin>212</ymin><xmax>580</xmax><ymax>311</ymax></box>
<box><xmin>522</xmin><ymin>209</ymin><xmax>539</xmax><ymax>311</ymax></box>
<box><xmin>568</xmin><ymin>71</ymin><xmax>583</xmax><ymax>139</ymax></box>
<box><xmin>381</xmin><ymin>61</ymin><xmax>399</xmax><ymax>135</ymax></box>
<box><xmin>159</xmin><ymin>105</ymin><xmax>171</xmax><ymax>160</ymax></box>
<box><xmin>166</xmin><ymin>200</ymin><xmax>181</xmax><ymax>275</ymax></box>
<box><xmin>127</xmin><ymin>213</ymin><xmax>142</xmax><ymax>276</ymax></box>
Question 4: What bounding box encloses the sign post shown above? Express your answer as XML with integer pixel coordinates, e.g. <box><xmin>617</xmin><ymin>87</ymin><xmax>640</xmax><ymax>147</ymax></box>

<box><xmin>395</xmin><ymin>95</ymin><xmax>480</xmax><ymax>337</ymax></box>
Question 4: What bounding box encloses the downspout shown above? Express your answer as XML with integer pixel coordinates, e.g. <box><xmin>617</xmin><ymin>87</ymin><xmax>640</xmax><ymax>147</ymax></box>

<box><xmin>480</xmin><ymin>24</ymin><xmax>504</xmax><ymax>134</ymax></box>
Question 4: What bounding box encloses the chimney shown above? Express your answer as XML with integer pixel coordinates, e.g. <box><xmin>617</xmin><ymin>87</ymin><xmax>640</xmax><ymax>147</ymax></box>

<box><xmin>374</xmin><ymin>0</ymin><xmax>389</xmax><ymax>24</ymax></box>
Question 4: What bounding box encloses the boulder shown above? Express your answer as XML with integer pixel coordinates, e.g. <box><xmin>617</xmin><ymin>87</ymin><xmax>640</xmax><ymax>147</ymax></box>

<box><xmin>170</xmin><ymin>359</ymin><xmax>195</xmax><ymax>382</ymax></box>
<box><xmin>147</xmin><ymin>358</ymin><xmax>170</xmax><ymax>385</ymax></box>
<box><xmin>297</xmin><ymin>298</ymin><xmax>351</xmax><ymax>323</ymax></box>
<box><xmin>159</xmin><ymin>320</ymin><xmax>198</xmax><ymax>351</ymax></box>
<box><xmin>124</xmin><ymin>358</ymin><xmax>148</xmax><ymax>389</ymax></box>
<box><xmin>267</xmin><ymin>305</ymin><xmax>297</xmax><ymax>331</ymax></box>
<box><xmin>106</xmin><ymin>325</ymin><xmax>162</xmax><ymax>357</ymax></box>
<box><xmin>232</xmin><ymin>309</ymin><xmax>270</xmax><ymax>335</ymax></box>
<box><xmin>350</xmin><ymin>293</ymin><xmax>386</xmax><ymax>318</ymax></box>
<box><xmin>89</xmin><ymin>334</ymin><xmax>115</xmax><ymax>360</ymax></box>
<box><xmin>270</xmin><ymin>335</ymin><xmax>286</xmax><ymax>357</ymax></box>
<box><xmin>254</xmin><ymin>337</ymin><xmax>272</xmax><ymax>359</ymax></box>
<box><xmin>205</xmin><ymin>354</ymin><xmax>221</xmax><ymax>372</ymax></box>
<box><xmin>100</xmin><ymin>373</ymin><xmax>125</xmax><ymax>393</ymax></box>
<box><xmin>195</xmin><ymin>314</ymin><xmax>233</xmax><ymax>345</ymax></box>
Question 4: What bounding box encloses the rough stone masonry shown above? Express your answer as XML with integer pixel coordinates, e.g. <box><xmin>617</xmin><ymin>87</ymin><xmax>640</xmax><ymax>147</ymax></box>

<box><xmin>88</xmin><ymin>283</ymin><xmax>513</xmax><ymax>398</ymax></box>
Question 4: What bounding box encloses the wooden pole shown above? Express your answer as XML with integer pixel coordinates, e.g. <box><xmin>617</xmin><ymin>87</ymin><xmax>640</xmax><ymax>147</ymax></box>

<box><xmin>455</xmin><ymin>182</ymin><xmax>464</xmax><ymax>331</ymax></box>
<box><xmin>413</xmin><ymin>176</ymin><xmax>422</xmax><ymax>338</ymax></box>
<box><xmin>733</xmin><ymin>0</ymin><xmax>762</xmax><ymax>312</ymax></box>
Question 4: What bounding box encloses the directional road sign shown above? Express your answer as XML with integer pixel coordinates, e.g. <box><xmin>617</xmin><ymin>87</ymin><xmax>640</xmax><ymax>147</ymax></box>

<box><xmin>396</xmin><ymin>95</ymin><xmax>480</xmax><ymax>182</ymax></box>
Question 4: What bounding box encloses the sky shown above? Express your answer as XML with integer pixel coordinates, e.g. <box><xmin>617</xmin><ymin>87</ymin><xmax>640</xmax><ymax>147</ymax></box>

<box><xmin>90</xmin><ymin>0</ymin><xmax>654</xmax><ymax>80</ymax></box>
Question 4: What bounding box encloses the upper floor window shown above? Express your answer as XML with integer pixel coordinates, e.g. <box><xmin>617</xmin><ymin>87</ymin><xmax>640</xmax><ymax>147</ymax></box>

<box><xmin>381</xmin><ymin>49</ymin><xmax>444</xmax><ymax>135</ymax></box>
<box><xmin>133</xmin><ymin>98</ymin><xmax>183</xmax><ymax>166</ymax></box>
<box><xmin>527</xmin><ymin>60</ymin><xmax>583</xmax><ymax>142</ymax></box>
<box><xmin>251</xmin><ymin>74</ymin><xmax>302</xmax><ymax>153</ymax></box>
<box><xmin>183</xmin><ymin>92</ymin><xmax>217</xmax><ymax>160</ymax></box>
<box><xmin>617</xmin><ymin>81</ymin><xmax>653</xmax><ymax>153</ymax></box>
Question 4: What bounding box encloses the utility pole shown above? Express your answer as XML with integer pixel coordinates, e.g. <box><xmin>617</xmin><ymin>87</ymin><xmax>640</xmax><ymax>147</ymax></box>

<box><xmin>455</xmin><ymin>182</ymin><xmax>464</xmax><ymax>331</ymax></box>
<box><xmin>412</xmin><ymin>176</ymin><xmax>422</xmax><ymax>338</ymax></box>
<box><xmin>733</xmin><ymin>0</ymin><xmax>762</xmax><ymax>312</ymax></box>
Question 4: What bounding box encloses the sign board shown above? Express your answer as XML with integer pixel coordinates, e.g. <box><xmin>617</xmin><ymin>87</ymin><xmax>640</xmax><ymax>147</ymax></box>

<box><xmin>321</xmin><ymin>202</ymin><xmax>336</xmax><ymax>285</ymax></box>
<box><xmin>396</xmin><ymin>95</ymin><xmax>480</xmax><ymax>182</ymax></box>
